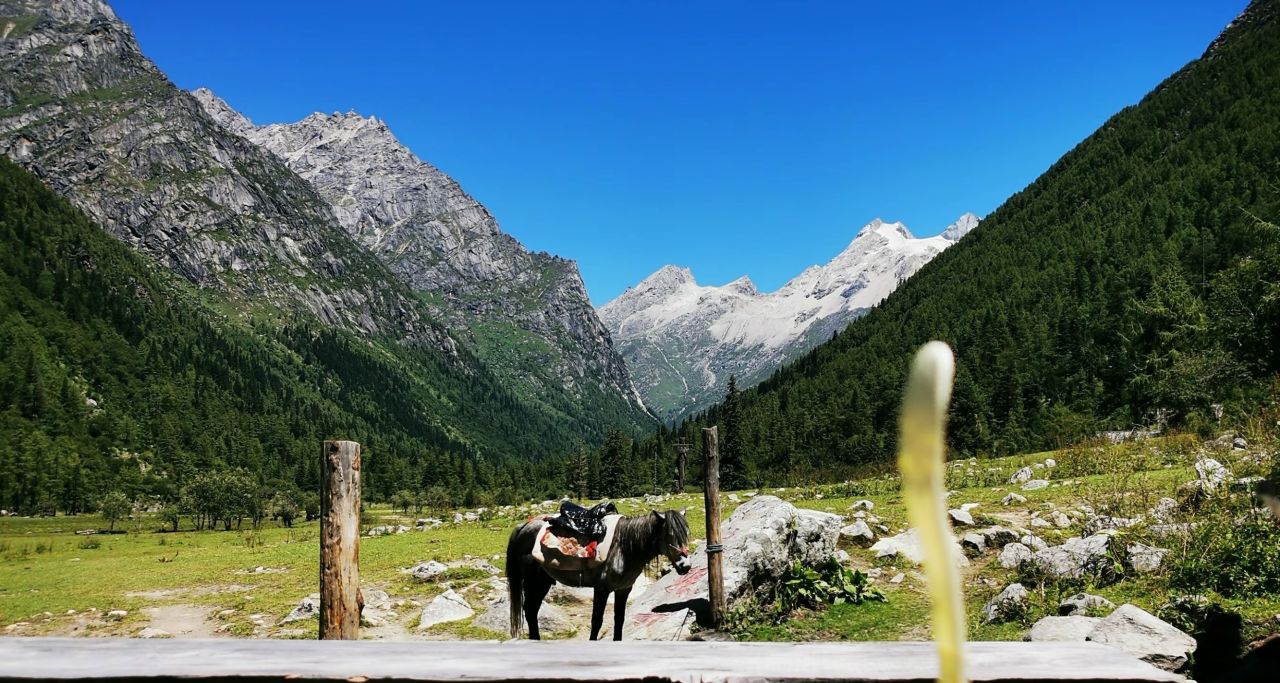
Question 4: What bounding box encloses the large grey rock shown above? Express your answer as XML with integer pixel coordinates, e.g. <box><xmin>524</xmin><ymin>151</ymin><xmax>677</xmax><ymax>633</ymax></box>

<box><xmin>1026</xmin><ymin>616</ymin><xmax>1101</xmax><ymax>642</ymax></box>
<box><xmin>1010</xmin><ymin>467</ymin><xmax>1034</xmax><ymax>484</ymax></box>
<box><xmin>1022</xmin><ymin>479</ymin><xmax>1050</xmax><ymax>491</ymax></box>
<box><xmin>870</xmin><ymin>528</ymin><xmax>968</xmax><ymax>568</ymax></box>
<box><xmin>1087</xmin><ymin>604</ymin><xmax>1196</xmax><ymax>672</ymax></box>
<box><xmin>960</xmin><ymin>532</ymin><xmax>986</xmax><ymax>558</ymax></box>
<box><xmin>982</xmin><ymin>583</ymin><xmax>1029</xmax><ymax>624</ymax></box>
<box><xmin>997</xmin><ymin>542</ymin><xmax>1033</xmax><ymax>569</ymax></box>
<box><xmin>947</xmin><ymin>508</ymin><xmax>975</xmax><ymax>527</ymax></box>
<box><xmin>410</xmin><ymin>560</ymin><xmax>449</xmax><ymax>581</ymax></box>
<box><xmin>623</xmin><ymin>495</ymin><xmax>841</xmax><ymax>640</ymax></box>
<box><xmin>1020</xmin><ymin>534</ymin><xmax>1050</xmax><ymax>551</ymax></box>
<box><xmin>474</xmin><ymin>593</ymin><xmax>573</xmax><ymax>635</ymax></box>
<box><xmin>1194</xmin><ymin>457</ymin><xmax>1232</xmax><ymax>490</ymax></box>
<box><xmin>1127</xmin><ymin>544</ymin><xmax>1168</xmax><ymax>573</ymax></box>
<box><xmin>1058</xmin><ymin>593</ymin><xmax>1115</xmax><ymax>616</ymax></box>
<box><xmin>979</xmin><ymin>526</ymin><xmax>1019</xmax><ymax>548</ymax></box>
<box><xmin>839</xmin><ymin>520</ymin><xmax>875</xmax><ymax>548</ymax></box>
<box><xmin>416</xmin><ymin>590</ymin><xmax>474</xmax><ymax>630</ymax></box>
<box><xmin>1026</xmin><ymin>534</ymin><xmax>1116</xmax><ymax>581</ymax></box>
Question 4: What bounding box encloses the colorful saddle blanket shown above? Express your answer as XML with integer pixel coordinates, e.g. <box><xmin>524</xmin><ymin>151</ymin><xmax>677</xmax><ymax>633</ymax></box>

<box><xmin>530</xmin><ymin>514</ymin><xmax>621</xmax><ymax>571</ymax></box>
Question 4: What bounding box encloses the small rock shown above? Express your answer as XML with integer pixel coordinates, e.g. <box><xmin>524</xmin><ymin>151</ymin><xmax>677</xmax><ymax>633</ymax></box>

<box><xmin>1022</xmin><ymin>479</ymin><xmax>1050</xmax><ymax>491</ymax></box>
<box><xmin>948</xmin><ymin>509</ymin><xmax>975</xmax><ymax>527</ymax></box>
<box><xmin>137</xmin><ymin>627</ymin><xmax>170</xmax><ymax>639</ymax></box>
<box><xmin>416</xmin><ymin>590</ymin><xmax>473</xmax><ymax>630</ymax></box>
<box><xmin>834</xmin><ymin>550</ymin><xmax>851</xmax><ymax>564</ymax></box>
<box><xmin>982</xmin><ymin>583</ymin><xmax>1029</xmax><ymax>623</ymax></box>
<box><xmin>105</xmin><ymin>610</ymin><xmax>127</xmax><ymax>621</ymax></box>
<box><xmin>1044</xmin><ymin>458</ymin><xmax>1057</xmax><ymax>468</ymax></box>
<box><xmin>1059</xmin><ymin>592</ymin><xmax>1116</xmax><ymax>616</ymax></box>
<box><xmin>839</xmin><ymin>521</ymin><xmax>876</xmax><ymax>548</ymax></box>
<box><xmin>1029</xmin><ymin>517</ymin><xmax>1052</xmax><ymax>529</ymax></box>
<box><xmin>452</xmin><ymin>512</ymin><xmax>463</xmax><ymax>523</ymax></box>
<box><xmin>1026</xmin><ymin>615</ymin><xmax>1101</xmax><ymax>642</ymax></box>
<box><xmin>889</xmin><ymin>573</ymin><xmax>905</xmax><ymax>584</ymax></box>
<box><xmin>1149</xmin><ymin>497</ymin><xmax>1178</xmax><ymax>522</ymax></box>
<box><xmin>998</xmin><ymin>542</ymin><xmax>1032</xmax><ymax>569</ymax></box>
<box><xmin>851</xmin><ymin>499</ymin><xmax>875</xmax><ymax>511</ymax></box>
<box><xmin>1010</xmin><ymin>467</ymin><xmax>1034</xmax><ymax>484</ymax></box>
<box><xmin>960</xmin><ymin>532</ymin><xmax>986</xmax><ymax>558</ymax></box>
<box><xmin>1050</xmin><ymin>511</ymin><xmax>1072</xmax><ymax>528</ymax></box>
<box><xmin>1194</xmin><ymin>457</ymin><xmax>1233</xmax><ymax>490</ymax></box>
<box><xmin>1001</xmin><ymin>493</ymin><xmax>1027</xmax><ymax>506</ymax></box>
<box><xmin>1233</xmin><ymin>436</ymin><xmax>1247</xmax><ymax>450</ymax></box>
<box><xmin>1086</xmin><ymin>604</ymin><xmax>1197</xmax><ymax>672</ymax></box>
<box><xmin>1127</xmin><ymin>543</ymin><xmax>1168</xmax><ymax>573</ymax></box>
<box><xmin>1020</xmin><ymin>534</ymin><xmax>1049</xmax><ymax>551</ymax></box>
<box><xmin>410</xmin><ymin>560</ymin><xmax>448</xmax><ymax>581</ymax></box>
<box><xmin>280</xmin><ymin>596</ymin><xmax>318</xmax><ymax>624</ymax></box>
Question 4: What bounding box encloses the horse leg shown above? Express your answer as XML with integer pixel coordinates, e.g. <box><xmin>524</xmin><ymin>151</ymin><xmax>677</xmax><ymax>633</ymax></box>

<box><xmin>611</xmin><ymin>588</ymin><xmax>631</xmax><ymax>641</ymax></box>
<box><xmin>522</xmin><ymin>570</ymin><xmax>552</xmax><ymax>640</ymax></box>
<box><xmin>589</xmin><ymin>585</ymin><xmax>609</xmax><ymax>640</ymax></box>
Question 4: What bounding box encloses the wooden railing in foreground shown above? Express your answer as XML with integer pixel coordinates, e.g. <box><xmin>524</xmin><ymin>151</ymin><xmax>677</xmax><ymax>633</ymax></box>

<box><xmin>0</xmin><ymin>638</ymin><xmax>1182</xmax><ymax>683</ymax></box>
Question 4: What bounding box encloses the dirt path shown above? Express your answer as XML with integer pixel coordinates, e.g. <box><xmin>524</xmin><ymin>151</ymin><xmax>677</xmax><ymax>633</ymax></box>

<box><xmin>141</xmin><ymin>605</ymin><xmax>220</xmax><ymax>638</ymax></box>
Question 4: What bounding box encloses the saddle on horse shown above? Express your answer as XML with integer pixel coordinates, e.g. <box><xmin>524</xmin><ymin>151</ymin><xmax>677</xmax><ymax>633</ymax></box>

<box><xmin>530</xmin><ymin>500</ymin><xmax>621</xmax><ymax>571</ymax></box>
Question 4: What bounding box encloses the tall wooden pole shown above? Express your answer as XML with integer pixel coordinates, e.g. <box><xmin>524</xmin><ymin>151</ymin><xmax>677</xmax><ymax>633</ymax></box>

<box><xmin>702</xmin><ymin>426</ymin><xmax>726</xmax><ymax>628</ymax></box>
<box><xmin>320</xmin><ymin>440</ymin><xmax>362</xmax><ymax>640</ymax></box>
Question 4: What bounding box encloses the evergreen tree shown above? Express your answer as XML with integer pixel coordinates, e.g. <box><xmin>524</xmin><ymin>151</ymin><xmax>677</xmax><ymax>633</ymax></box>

<box><xmin>720</xmin><ymin>375</ymin><xmax>748</xmax><ymax>490</ymax></box>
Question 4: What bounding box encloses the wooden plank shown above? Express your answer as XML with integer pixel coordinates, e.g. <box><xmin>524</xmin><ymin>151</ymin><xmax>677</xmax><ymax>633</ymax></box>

<box><xmin>702</xmin><ymin>425</ymin><xmax>726</xmax><ymax>628</ymax></box>
<box><xmin>320</xmin><ymin>440</ymin><xmax>361</xmax><ymax>640</ymax></box>
<box><xmin>0</xmin><ymin>638</ymin><xmax>1183</xmax><ymax>683</ymax></box>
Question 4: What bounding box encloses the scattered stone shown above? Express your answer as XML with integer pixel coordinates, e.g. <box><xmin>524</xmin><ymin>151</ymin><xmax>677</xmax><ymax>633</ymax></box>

<box><xmin>280</xmin><ymin>596</ymin><xmax>318</xmax><ymax>624</ymax></box>
<box><xmin>851</xmin><ymin>499</ymin><xmax>875</xmax><ymax>511</ymax></box>
<box><xmin>365</xmin><ymin>525</ymin><xmax>408</xmax><ymax>537</ymax></box>
<box><xmin>1083</xmin><ymin>515</ymin><xmax>1139</xmax><ymax>535</ymax></box>
<box><xmin>959</xmin><ymin>503</ymin><xmax>980</xmax><ymax>512</ymax></box>
<box><xmin>1001</xmin><ymin>493</ymin><xmax>1027</xmax><ymax>506</ymax></box>
<box><xmin>1029</xmin><ymin>517</ymin><xmax>1052</xmax><ymax>529</ymax></box>
<box><xmin>1044</xmin><ymin>458</ymin><xmax>1057</xmax><ymax>468</ymax></box>
<box><xmin>870</xmin><ymin>528</ymin><xmax>968</xmax><ymax>567</ymax></box>
<box><xmin>1086</xmin><ymin>604</ymin><xmax>1197</xmax><ymax>672</ymax></box>
<box><xmin>409</xmin><ymin>560</ymin><xmax>449</xmax><ymax>581</ymax></box>
<box><xmin>998</xmin><ymin>542</ymin><xmax>1032</xmax><ymax>569</ymax></box>
<box><xmin>1026</xmin><ymin>615</ymin><xmax>1101</xmax><ymax>642</ymax></box>
<box><xmin>834</xmin><ymin>550</ymin><xmax>850</xmax><ymax>564</ymax></box>
<box><xmin>1127</xmin><ymin>544</ymin><xmax>1168</xmax><ymax>573</ymax></box>
<box><xmin>1058</xmin><ymin>592</ymin><xmax>1116</xmax><ymax>616</ymax></box>
<box><xmin>137</xmin><ymin>627</ymin><xmax>170</xmax><ymax>639</ymax></box>
<box><xmin>1050</xmin><ymin>511</ymin><xmax>1072</xmax><ymax>528</ymax></box>
<box><xmin>1022</xmin><ymin>479</ymin><xmax>1050</xmax><ymax>491</ymax></box>
<box><xmin>474</xmin><ymin>593</ymin><xmax>572</xmax><ymax>635</ymax></box>
<box><xmin>948</xmin><ymin>508</ymin><xmax>975</xmax><ymax>527</ymax></box>
<box><xmin>416</xmin><ymin>590</ymin><xmax>474</xmax><ymax>630</ymax></box>
<box><xmin>452</xmin><ymin>512</ymin><xmax>463</xmax><ymax>523</ymax></box>
<box><xmin>1149</xmin><ymin>498</ymin><xmax>1178</xmax><ymax>522</ymax></box>
<box><xmin>960</xmin><ymin>532</ymin><xmax>986</xmax><ymax>558</ymax></box>
<box><xmin>1026</xmin><ymin>534</ymin><xmax>1116</xmax><ymax>581</ymax></box>
<box><xmin>105</xmin><ymin>610</ymin><xmax>127</xmax><ymax>621</ymax></box>
<box><xmin>1020</xmin><ymin>534</ymin><xmax>1049</xmax><ymax>551</ymax></box>
<box><xmin>839</xmin><ymin>520</ymin><xmax>876</xmax><ymax>548</ymax></box>
<box><xmin>1194</xmin><ymin>457</ymin><xmax>1233</xmax><ymax>490</ymax></box>
<box><xmin>1010</xmin><ymin>467</ymin><xmax>1034</xmax><ymax>484</ymax></box>
<box><xmin>982</xmin><ymin>583</ymin><xmax>1029</xmax><ymax>623</ymax></box>
<box><xmin>889</xmin><ymin>573</ymin><xmax>905</xmax><ymax>584</ymax></box>
<box><xmin>1233</xmin><ymin>436</ymin><xmax>1247</xmax><ymax>450</ymax></box>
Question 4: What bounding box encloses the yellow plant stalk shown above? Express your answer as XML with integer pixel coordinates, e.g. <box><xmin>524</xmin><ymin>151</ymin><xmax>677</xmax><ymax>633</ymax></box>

<box><xmin>897</xmin><ymin>341</ymin><xmax>965</xmax><ymax>683</ymax></box>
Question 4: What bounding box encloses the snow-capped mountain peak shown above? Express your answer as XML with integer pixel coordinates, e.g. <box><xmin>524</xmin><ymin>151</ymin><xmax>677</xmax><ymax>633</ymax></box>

<box><xmin>600</xmin><ymin>213</ymin><xmax>980</xmax><ymax>421</ymax></box>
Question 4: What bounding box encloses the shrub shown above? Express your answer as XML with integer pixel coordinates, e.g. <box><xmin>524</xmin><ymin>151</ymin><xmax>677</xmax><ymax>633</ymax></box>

<box><xmin>1168</xmin><ymin>513</ymin><xmax>1280</xmax><ymax>597</ymax></box>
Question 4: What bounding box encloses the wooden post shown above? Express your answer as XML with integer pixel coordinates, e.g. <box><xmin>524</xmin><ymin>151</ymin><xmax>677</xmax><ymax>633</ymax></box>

<box><xmin>320</xmin><ymin>440</ymin><xmax>362</xmax><ymax>640</ymax></box>
<box><xmin>702</xmin><ymin>426</ymin><xmax>726</xmax><ymax>628</ymax></box>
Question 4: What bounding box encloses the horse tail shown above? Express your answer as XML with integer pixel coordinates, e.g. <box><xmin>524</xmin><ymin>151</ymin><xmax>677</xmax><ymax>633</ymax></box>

<box><xmin>506</xmin><ymin>524</ymin><xmax>525</xmax><ymax>639</ymax></box>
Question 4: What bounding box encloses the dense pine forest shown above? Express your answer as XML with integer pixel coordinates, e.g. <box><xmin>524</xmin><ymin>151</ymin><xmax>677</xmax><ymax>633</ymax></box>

<box><xmin>631</xmin><ymin>0</ymin><xmax>1280</xmax><ymax>487</ymax></box>
<box><xmin>0</xmin><ymin>157</ymin><xmax>584</xmax><ymax>515</ymax></box>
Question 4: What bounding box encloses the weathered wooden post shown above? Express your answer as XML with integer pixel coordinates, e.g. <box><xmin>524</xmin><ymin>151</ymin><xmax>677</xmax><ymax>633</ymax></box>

<box><xmin>320</xmin><ymin>440</ymin><xmax>362</xmax><ymax>640</ymax></box>
<box><xmin>702</xmin><ymin>426</ymin><xmax>726</xmax><ymax>628</ymax></box>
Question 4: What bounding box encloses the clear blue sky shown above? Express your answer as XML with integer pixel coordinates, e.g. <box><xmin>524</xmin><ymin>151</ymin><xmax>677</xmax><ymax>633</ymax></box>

<box><xmin>113</xmin><ymin>0</ymin><xmax>1244</xmax><ymax>305</ymax></box>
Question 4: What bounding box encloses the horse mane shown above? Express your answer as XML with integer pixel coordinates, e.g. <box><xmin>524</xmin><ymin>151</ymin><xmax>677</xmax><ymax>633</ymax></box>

<box><xmin>615</xmin><ymin>509</ymin><xmax>689</xmax><ymax>561</ymax></box>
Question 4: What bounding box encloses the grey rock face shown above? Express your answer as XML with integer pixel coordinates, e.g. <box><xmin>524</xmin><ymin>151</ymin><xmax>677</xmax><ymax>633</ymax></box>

<box><xmin>1058</xmin><ymin>592</ymin><xmax>1116</xmax><ymax>616</ymax></box>
<box><xmin>1021</xmin><ymin>479</ymin><xmax>1050</xmax><ymax>491</ymax></box>
<box><xmin>193</xmin><ymin>89</ymin><xmax>646</xmax><ymax>417</ymax></box>
<box><xmin>1127</xmin><ymin>544</ymin><xmax>1167</xmax><ymax>573</ymax></box>
<box><xmin>416</xmin><ymin>590</ymin><xmax>474</xmax><ymax>630</ymax></box>
<box><xmin>947</xmin><ymin>508</ymin><xmax>975</xmax><ymax>526</ymax></box>
<box><xmin>623</xmin><ymin>495</ymin><xmax>841</xmax><ymax>640</ymax></box>
<box><xmin>997</xmin><ymin>542</ymin><xmax>1032</xmax><ymax>569</ymax></box>
<box><xmin>1026</xmin><ymin>534</ymin><xmax>1117</xmax><ymax>582</ymax></box>
<box><xmin>839</xmin><ymin>520</ymin><xmax>876</xmax><ymax>547</ymax></box>
<box><xmin>1086</xmin><ymin>604</ymin><xmax>1196</xmax><ymax>672</ymax></box>
<box><xmin>982</xmin><ymin>583</ymin><xmax>1028</xmax><ymax>623</ymax></box>
<box><xmin>0</xmin><ymin>0</ymin><xmax>448</xmax><ymax>344</ymax></box>
<box><xmin>870</xmin><ymin>528</ymin><xmax>968</xmax><ymax>568</ymax></box>
<box><xmin>1026</xmin><ymin>615</ymin><xmax>1101</xmax><ymax>642</ymax></box>
<box><xmin>409</xmin><ymin>560</ymin><xmax>448</xmax><ymax>581</ymax></box>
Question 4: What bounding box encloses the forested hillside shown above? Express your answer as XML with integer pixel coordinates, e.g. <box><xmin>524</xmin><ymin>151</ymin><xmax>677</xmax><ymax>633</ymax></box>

<box><xmin>653</xmin><ymin>0</ymin><xmax>1280</xmax><ymax>485</ymax></box>
<box><xmin>0</xmin><ymin>158</ymin><xmax>567</xmax><ymax>514</ymax></box>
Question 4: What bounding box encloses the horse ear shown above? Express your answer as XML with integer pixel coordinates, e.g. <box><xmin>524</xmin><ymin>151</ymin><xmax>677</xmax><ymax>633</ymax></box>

<box><xmin>651</xmin><ymin>510</ymin><xmax>665</xmax><ymax>524</ymax></box>
<box><xmin>679</xmin><ymin>508</ymin><xmax>688</xmax><ymax>518</ymax></box>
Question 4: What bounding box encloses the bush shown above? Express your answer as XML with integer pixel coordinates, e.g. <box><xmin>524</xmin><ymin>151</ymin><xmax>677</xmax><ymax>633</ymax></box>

<box><xmin>98</xmin><ymin>491</ymin><xmax>131</xmax><ymax>532</ymax></box>
<box><xmin>729</xmin><ymin>557</ymin><xmax>885</xmax><ymax>628</ymax></box>
<box><xmin>1168</xmin><ymin>513</ymin><xmax>1280</xmax><ymax>597</ymax></box>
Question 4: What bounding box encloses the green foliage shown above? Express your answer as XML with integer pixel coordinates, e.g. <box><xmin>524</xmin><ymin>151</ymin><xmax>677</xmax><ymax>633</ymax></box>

<box><xmin>97</xmin><ymin>491</ymin><xmax>131</xmax><ymax>532</ymax></box>
<box><xmin>730</xmin><ymin>557</ymin><xmax>885</xmax><ymax>629</ymax></box>
<box><xmin>648</xmin><ymin>2</ymin><xmax>1280</xmax><ymax>482</ymax></box>
<box><xmin>1168</xmin><ymin>513</ymin><xmax>1280</xmax><ymax>598</ymax></box>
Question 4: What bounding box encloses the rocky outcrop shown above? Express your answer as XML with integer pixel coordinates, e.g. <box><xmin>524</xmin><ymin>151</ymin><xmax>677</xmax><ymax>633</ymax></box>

<box><xmin>622</xmin><ymin>495</ymin><xmax>841</xmax><ymax>640</ymax></box>
<box><xmin>600</xmin><ymin>215</ymin><xmax>978</xmax><ymax>421</ymax></box>
<box><xmin>1087</xmin><ymin>604</ymin><xmax>1196</xmax><ymax>672</ymax></box>
<box><xmin>192</xmin><ymin>89</ymin><xmax>649</xmax><ymax>424</ymax></box>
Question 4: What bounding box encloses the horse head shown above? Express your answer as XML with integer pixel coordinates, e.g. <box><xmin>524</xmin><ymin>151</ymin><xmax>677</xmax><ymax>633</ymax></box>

<box><xmin>653</xmin><ymin>509</ymin><xmax>692</xmax><ymax>575</ymax></box>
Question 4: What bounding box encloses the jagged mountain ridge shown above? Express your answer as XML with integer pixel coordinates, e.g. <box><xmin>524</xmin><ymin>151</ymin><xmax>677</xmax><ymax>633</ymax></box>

<box><xmin>0</xmin><ymin>0</ymin><xmax>649</xmax><ymax>453</ymax></box>
<box><xmin>600</xmin><ymin>213</ymin><xmax>978</xmax><ymax>421</ymax></box>
<box><xmin>191</xmin><ymin>89</ymin><xmax>647</xmax><ymax>418</ymax></box>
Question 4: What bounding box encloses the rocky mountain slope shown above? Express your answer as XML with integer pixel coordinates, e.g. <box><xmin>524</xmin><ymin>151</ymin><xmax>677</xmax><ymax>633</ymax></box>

<box><xmin>191</xmin><ymin>89</ymin><xmax>647</xmax><ymax>423</ymax></box>
<box><xmin>600</xmin><ymin>214</ymin><xmax>978</xmax><ymax>421</ymax></box>
<box><xmin>0</xmin><ymin>0</ymin><xmax>649</xmax><ymax>454</ymax></box>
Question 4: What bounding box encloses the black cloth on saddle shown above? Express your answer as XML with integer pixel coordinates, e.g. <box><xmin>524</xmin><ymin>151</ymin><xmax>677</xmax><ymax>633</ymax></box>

<box><xmin>551</xmin><ymin>500</ymin><xmax>618</xmax><ymax>539</ymax></box>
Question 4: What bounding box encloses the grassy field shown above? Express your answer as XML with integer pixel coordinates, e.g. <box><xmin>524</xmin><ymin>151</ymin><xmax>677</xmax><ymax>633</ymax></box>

<box><xmin>2</xmin><ymin>433</ymin><xmax>1277</xmax><ymax>644</ymax></box>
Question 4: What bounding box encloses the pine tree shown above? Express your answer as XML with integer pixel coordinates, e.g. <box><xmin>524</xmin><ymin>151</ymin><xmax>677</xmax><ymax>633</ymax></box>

<box><xmin>720</xmin><ymin>375</ymin><xmax>747</xmax><ymax>491</ymax></box>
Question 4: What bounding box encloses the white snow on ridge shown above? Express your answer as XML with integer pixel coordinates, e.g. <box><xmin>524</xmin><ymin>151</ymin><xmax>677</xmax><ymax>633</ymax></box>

<box><xmin>599</xmin><ymin>213</ymin><xmax>980</xmax><ymax>420</ymax></box>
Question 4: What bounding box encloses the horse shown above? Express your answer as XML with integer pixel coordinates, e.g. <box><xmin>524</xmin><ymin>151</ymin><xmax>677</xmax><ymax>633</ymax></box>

<box><xmin>505</xmin><ymin>508</ymin><xmax>692</xmax><ymax>640</ymax></box>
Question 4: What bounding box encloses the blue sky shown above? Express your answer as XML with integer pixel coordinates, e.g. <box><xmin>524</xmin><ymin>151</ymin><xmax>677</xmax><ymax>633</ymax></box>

<box><xmin>113</xmin><ymin>1</ymin><xmax>1244</xmax><ymax>305</ymax></box>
